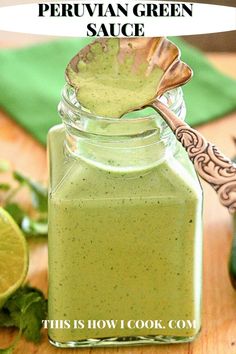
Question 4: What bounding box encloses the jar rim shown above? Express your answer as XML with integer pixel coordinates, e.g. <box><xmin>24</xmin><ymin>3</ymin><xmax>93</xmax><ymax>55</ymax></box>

<box><xmin>60</xmin><ymin>84</ymin><xmax>184</xmax><ymax>123</ymax></box>
<box><xmin>59</xmin><ymin>84</ymin><xmax>186</xmax><ymax>170</ymax></box>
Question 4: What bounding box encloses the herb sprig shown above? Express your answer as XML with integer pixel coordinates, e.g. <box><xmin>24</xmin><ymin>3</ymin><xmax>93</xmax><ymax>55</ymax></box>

<box><xmin>0</xmin><ymin>160</ymin><xmax>48</xmax><ymax>238</ymax></box>
<box><xmin>0</xmin><ymin>286</ymin><xmax>47</xmax><ymax>354</ymax></box>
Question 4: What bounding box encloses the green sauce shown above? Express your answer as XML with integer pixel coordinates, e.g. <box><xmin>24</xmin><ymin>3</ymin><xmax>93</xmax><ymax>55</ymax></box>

<box><xmin>48</xmin><ymin>126</ymin><xmax>202</xmax><ymax>343</ymax></box>
<box><xmin>67</xmin><ymin>39</ymin><xmax>163</xmax><ymax>117</ymax></box>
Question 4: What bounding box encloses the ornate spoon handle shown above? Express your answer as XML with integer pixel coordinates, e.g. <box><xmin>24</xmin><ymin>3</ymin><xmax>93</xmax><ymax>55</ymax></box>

<box><xmin>152</xmin><ymin>99</ymin><xmax>236</xmax><ymax>214</ymax></box>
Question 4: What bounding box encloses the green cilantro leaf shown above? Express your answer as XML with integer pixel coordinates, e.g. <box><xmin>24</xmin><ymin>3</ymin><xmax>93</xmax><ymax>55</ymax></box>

<box><xmin>4</xmin><ymin>203</ymin><xmax>25</xmax><ymax>226</ymax></box>
<box><xmin>21</xmin><ymin>216</ymin><xmax>48</xmax><ymax>237</ymax></box>
<box><xmin>0</xmin><ymin>286</ymin><xmax>47</xmax><ymax>346</ymax></box>
<box><xmin>0</xmin><ymin>346</ymin><xmax>14</xmax><ymax>354</ymax></box>
<box><xmin>13</xmin><ymin>172</ymin><xmax>47</xmax><ymax>213</ymax></box>
<box><xmin>0</xmin><ymin>184</ymin><xmax>10</xmax><ymax>191</ymax></box>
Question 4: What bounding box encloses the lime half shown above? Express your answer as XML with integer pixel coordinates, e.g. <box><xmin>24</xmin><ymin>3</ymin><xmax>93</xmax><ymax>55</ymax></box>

<box><xmin>0</xmin><ymin>207</ymin><xmax>28</xmax><ymax>308</ymax></box>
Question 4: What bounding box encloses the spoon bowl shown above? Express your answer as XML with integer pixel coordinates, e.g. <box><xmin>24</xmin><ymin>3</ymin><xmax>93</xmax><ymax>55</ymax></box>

<box><xmin>66</xmin><ymin>37</ymin><xmax>192</xmax><ymax>114</ymax></box>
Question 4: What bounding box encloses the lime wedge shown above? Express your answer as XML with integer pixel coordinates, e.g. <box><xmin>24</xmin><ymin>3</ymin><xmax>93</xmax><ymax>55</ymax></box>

<box><xmin>0</xmin><ymin>207</ymin><xmax>28</xmax><ymax>308</ymax></box>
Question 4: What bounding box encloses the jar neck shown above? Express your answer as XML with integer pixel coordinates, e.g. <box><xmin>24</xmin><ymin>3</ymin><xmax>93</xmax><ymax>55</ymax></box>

<box><xmin>58</xmin><ymin>85</ymin><xmax>186</xmax><ymax>172</ymax></box>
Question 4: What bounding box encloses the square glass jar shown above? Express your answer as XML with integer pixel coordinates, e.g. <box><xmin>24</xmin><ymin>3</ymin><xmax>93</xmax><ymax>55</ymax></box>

<box><xmin>47</xmin><ymin>85</ymin><xmax>203</xmax><ymax>347</ymax></box>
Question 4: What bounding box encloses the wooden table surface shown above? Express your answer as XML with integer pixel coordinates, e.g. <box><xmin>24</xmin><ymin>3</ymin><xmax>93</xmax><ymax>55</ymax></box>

<box><xmin>0</xmin><ymin>36</ymin><xmax>236</xmax><ymax>354</ymax></box>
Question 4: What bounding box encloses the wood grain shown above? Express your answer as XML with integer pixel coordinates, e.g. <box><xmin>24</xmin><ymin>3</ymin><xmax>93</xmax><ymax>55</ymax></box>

<box><xmin>0</xmin><ymin>46</ymin><xmax>236</xmax><ymax>354</ymax></box>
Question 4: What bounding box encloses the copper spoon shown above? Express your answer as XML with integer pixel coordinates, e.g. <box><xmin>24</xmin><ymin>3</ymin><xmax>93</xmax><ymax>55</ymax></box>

<box><xmin>66</xmin><ymin>37</ymin><xmax>236</xmax><ymax>214</ymax></box>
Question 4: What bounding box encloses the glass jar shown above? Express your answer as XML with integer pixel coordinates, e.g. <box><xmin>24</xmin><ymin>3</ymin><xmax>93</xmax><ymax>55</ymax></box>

<box><xmin>47</xmin><ymin>84</ymin><xmax>203</xmax><ymax>348</ymax></box>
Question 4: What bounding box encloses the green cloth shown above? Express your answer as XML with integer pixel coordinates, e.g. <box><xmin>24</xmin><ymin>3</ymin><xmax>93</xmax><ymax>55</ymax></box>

<box><xmin>0</xmin><ymin>37</ymin><xmax>235</xmax><ymax>145</ymax></box>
